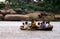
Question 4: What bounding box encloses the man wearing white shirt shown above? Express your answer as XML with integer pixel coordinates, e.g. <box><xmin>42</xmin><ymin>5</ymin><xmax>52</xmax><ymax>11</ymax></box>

<box><xmin>23</xmin><ymin>21</ymin><xmax>30</xmax><ymax>30</ymax></box>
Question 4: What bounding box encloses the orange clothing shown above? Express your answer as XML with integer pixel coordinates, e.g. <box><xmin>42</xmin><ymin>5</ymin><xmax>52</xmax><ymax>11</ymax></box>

<box><xmin>32</xmin><ymin>21</ymin><xmax>36</xmax><ymax>27</ymax></box>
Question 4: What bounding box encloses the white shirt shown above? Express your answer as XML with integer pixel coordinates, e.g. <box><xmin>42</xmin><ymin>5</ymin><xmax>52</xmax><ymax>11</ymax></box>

<box><xmin>46</xmin><ymin>23</ymin><xmax>49</xmax><ymax>27</ymax></box>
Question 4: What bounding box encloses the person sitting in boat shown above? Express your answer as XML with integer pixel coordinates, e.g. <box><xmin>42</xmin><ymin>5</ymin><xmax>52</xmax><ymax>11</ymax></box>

<box><xmin>22</xmin><ymin>22</ymin><xmax>24</xmax><ymax>26</ymax></box>
<box><xmin>41</xmin><ymin>21</ymin><xmax>46</xmax><ymax>29</ymax></box>
<box><xmin>31</xmin><ymin>19</ymin><xmax>38</xmax><ymax>29</ymax></box>
<box><xmin>46</xmin><ymin>21</ymin><xmax>52</xmax><ymax>28</ymax></box>
<box><xmin>23</xmin><ymin>21</ymin><xmax>30</xmax><ymax>30</ymax></box>
<box><xmin>37</xmin><ymin>21</ymin><xmax>43</xmax><ymax>29</ymax></box>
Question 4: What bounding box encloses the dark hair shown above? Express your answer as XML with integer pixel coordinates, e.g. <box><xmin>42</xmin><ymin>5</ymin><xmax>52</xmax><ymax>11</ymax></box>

<box><xmin>31</xmin><ymin>19</ymin><xmax>35</xmax><ymax>23</ymax></box>
<box><xmin>42</xmin><ymin>21</ymin><xmax>45</xmax><ymax>24</ymax></box>
<box><xmin>38</xmin><ymin>22</ymin><xmax>40</xmax><ymax>25</ymax></box>
<box><xmin>23</xmin><ymin>23</ymin><xmax>24</xmax><ymax>25</ymax></box>
<box><xmin>25</xmin><ymin>21</ymin><xmax>28</xmax><ymax>24</ymax></box>
<box><xmin>46</xmin><ymin>21</ymin><xmax>50</xmax><ymax>24</ymax></box>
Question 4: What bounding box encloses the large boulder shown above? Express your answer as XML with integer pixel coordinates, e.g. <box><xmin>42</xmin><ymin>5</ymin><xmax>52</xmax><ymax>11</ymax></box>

<box><xmin>26</xmin><ymin>11</ymin><xmax>41</xmax><ymax>18</ymax></box>
<box><xmin>4</xmin><ymin>14</ymin><xmax>29</xmax><ymax>21</ymax></box>
<box><xmin>55</xmin><ymin>15</ymin><xmax>60</xmax><ymax>19</ymax></box>
<box><xmin>0</xmin><ymin>9</ymin><xmax>16</xmax><ymax>16</ymax></box>
<box><xmin>0</xmin><ymin>9</ymin><xmax>16</xmax><ymax>13</ymax></box>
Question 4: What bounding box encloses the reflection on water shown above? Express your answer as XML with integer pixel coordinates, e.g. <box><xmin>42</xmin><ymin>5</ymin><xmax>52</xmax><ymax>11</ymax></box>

<box><xmin>0</xmin><ymin>21</ymin><xmax>60</xmax><ymax>39</ymax></box>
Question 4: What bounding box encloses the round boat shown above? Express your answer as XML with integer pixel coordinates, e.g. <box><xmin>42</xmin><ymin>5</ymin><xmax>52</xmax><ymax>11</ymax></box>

<box><xmin>20</xmin><ymin>26</ymin><xmax>53</xmax><ymax>31</ymax></box>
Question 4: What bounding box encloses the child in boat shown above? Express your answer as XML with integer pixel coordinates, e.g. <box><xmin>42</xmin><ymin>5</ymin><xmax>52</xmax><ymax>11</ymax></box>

<box><xmin>23</xmin><ymin>21</ymin><xmax>30</xmax><ymax>30</ymax></box>
<box><xmin>41</xmin><ymin>21</ymin><xmax>46</xmax><ymax>29</ymax></box>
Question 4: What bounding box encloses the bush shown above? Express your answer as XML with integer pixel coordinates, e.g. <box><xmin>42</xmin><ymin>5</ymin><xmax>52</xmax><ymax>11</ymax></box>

<box><xmin>0</xmin><ymin>4</ymin><xmax>5</xmax><ymax>9</ymax></box>
<box><xmin>9</xmin><ymin>0</ymin><xmax>60</xmax><ymax>14</ymax></box>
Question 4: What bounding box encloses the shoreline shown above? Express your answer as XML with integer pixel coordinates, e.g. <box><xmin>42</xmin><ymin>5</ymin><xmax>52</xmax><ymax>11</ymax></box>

<box><xmin>0</xmin><ymin>20</ymin><xmax>60</xmax><ymax>22</ymax></box>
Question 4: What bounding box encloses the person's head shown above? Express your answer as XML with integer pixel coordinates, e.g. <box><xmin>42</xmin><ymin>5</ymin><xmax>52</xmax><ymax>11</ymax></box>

<box><xmin>25</xmin><ymin>21</ymin><xmax>28</xmax><ymax>25</ymax></box>
<box><xmin>46</xmin><ymin>21</ymin><xmax>50</xmax><ymax>24</ymax></box>
<box><xmin>23</xmin><ymin>23</ymin><xmax>24</xmax><ymax>25</ymax></box>
<box><xmin>42</xmin><ymin>21</ymin><xmax>45</xmax><ymax>24</ymax></box>
<box><xmin>31</xmin><ymin>19</ymin><xmax>35</xmax><ymax>23</ymax></box>
<box><xmin>38</xmin><ymin>22</ymin><xmax>40</xmax><ymax>25</ymax></box>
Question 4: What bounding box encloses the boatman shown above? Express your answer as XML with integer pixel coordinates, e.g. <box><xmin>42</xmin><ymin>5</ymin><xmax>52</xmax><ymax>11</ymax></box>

<box><xmin>31</xmin><ymin>19</ymin><xmax>38</xmax><ymax>29</ymax></box>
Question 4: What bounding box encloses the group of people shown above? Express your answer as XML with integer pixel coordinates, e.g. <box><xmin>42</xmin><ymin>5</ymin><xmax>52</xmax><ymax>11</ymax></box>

<box><xmin>22</xmin><ymin>20</ymin><xmax>52</xmax><ymax>30</ymax></box>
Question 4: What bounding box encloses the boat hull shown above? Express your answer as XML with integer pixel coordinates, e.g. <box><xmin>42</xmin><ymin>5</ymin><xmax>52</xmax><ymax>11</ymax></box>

<box><xmin>20</xmin><ymin>26</ymin><xmax>53</xmax><ymax>31</ymax></box>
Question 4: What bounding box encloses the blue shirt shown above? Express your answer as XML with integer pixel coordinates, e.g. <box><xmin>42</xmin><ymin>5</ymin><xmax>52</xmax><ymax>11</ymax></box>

<box><xmin>42</xmin><ymin>23</ymin><xmax>46</xmax><ymax>29</ymax></box>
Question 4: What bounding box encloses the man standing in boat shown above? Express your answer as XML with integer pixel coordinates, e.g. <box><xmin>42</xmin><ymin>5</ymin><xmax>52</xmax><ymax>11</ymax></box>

<box><xmin>31</xmin><ymin>19</ymin><xmax>38</xmax><ymax>29</ymax></box>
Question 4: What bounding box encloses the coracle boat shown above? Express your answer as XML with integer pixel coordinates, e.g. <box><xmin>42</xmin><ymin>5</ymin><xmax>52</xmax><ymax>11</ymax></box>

<box><xmin>20</xmin><ymin>26</ymin><xmax>53</xmax><ymax>31</ymax></box>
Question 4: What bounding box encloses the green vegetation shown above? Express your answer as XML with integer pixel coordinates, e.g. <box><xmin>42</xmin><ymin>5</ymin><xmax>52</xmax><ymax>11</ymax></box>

<box><xmin>44</xmin><ymin>0</ymin><xmax>60</xmax><ymax>14</ymax></box>
<box><xmin>10</xmin><ymin>0</ymin><xmax>60</xmax><ymax>14</ymax></box>
<box><xmin>0</xmin><ymin>0</ymin><xmax>60</xmax><ymax>14</ymax></box>
<box><xmin>0</xmin><ymin>4</ymin><xmax>5</xmax><ymax>9</ymax></box>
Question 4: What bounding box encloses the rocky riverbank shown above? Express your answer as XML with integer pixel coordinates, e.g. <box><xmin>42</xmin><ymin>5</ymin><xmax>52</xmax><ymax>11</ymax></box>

<box><xmin>0</xmin><ymin>8</ymin><xmax>60</xmax><ymax>21</ymax></box>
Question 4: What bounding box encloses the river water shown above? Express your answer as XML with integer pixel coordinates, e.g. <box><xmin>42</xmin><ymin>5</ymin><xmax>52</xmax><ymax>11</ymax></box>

<box><xmin>0</xmin><ymin>21</ymin><xmax>60</xmax><ymax>39</ymax></box>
